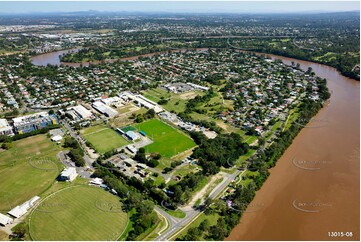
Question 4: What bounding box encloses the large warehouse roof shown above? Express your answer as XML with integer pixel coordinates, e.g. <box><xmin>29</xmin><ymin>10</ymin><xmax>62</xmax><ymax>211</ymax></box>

<box><xmin>125</xmin><ymin>131</ymin><xmax>140</xmax><ymax>141</ymax></box>
<box><xmin>8</xmin><ymin>196</ymin><xmax>40</xmax><ymax>218</ymax></box>
<box><xmin>0</xmin><ymin>213</ymin><xmax>13</xmax><ymax>226</ymax></box>
<box><xmin>92</xmin><ymin>101</ymin><xmax>118</xmax><ymax>117</ymax></box>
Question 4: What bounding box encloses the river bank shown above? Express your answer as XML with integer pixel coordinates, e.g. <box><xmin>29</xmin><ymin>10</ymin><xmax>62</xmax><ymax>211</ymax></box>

<box><xmin>30</xmin><ymin>47</ymin><xmax>360</xmax><ymax>240</ymax></box>
<box><xmin>227</xmin><ymin>54</ymin><xmax>360</xmax><ymax>241</ymax></box>
<box><xmin>30</xmin><ymin>47</ymin><xmax>209</xmax><ymax>67</ymax></box>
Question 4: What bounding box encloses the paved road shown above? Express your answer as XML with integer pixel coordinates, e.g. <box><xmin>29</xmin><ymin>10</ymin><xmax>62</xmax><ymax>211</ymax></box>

<box><xmin>155</xmin><ymin>169</ymin><xmax>245</xmax><ymax>241</ymax></box>
<box><xmin>209</xmin><ymin>170</ymin><xmax>243</xmax><ymax>199</ymax></box>
<box><xmin>155</xmin><ymin>208</ymin><xmax>199</xmax><ymax>241</ymax></box>
<box><xmin>61</xmin><ymin>121</ymin><xmax>94</xmax><ymax>168</ymax></box>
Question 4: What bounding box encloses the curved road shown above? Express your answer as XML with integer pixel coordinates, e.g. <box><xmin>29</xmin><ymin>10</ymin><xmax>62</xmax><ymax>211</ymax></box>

<box><xmin>155</xmin><ymin>169</ymin><xmax>245</xmax><ymax>241</ymax></box>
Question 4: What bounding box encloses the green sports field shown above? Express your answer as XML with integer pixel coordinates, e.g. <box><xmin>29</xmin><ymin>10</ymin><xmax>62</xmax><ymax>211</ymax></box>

<box><xmin>134</xmin><ymin>119</ymin><xmax>196</xmax><ymax>158</ymax></box>
<box><xmin>0</xmin><ymin>134</ymin><xmax>63</xmax><ymax>213</ymax></box>
<box><xmin>82</xmin><ymin>125</ymin><xmax>129</xmax><ymax>153</ymax></box>
<box><xmin>29</xmin><ymin>185</ymin><xmax>128</xmax><ymax>241</ymax></box>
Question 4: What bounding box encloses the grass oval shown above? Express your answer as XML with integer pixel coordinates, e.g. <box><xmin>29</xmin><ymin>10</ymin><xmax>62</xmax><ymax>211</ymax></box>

<box><xmin>30</xmin><ymin>186</ymin><xmax>128</xmax><ymax>241</ymax></box>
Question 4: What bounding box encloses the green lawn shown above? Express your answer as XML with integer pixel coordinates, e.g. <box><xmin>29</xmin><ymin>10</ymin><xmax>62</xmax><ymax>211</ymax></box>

<box><xmin>142</xmin><ymin>88</ymin><xmax>203</xmax><ymax>113</ymax></box>
<box><xmin>82</xmin><ymin>125</ymin><xmax>129</xmax><ymax>153</ymax></box>
<box><xmin>237</xmin><ymin>149</ymin><xmax>256</xmax><ymax>165</ymax></box>
<box><xmin>0</xmin><ymin>134</ymin><xmax>63</xmax><ymax>213</ymax></box>
<box><xmin>142</xmin><ymin>212</ymin><xmax>168</xmax><ymax>241</ymax></box>
<box><xmin>175</xmin><ymin>212</ymin><xmax>220</xmax><ymax>240</ymax></box>
<box><xmin>134</xmin><ymin>119</ymin><xmax>196</xmax><ymax>158</ymax></box>
<box><xmin>165</xmin><ymin>208</ymin><xmax>186</xmax><ymax>219</ymax></box>
<box><xmin>284</xmin><ymin>106</ymin><xmax>301</xmax><ymax>131</ymax></box>
<box><xmin>29</xmin><ymin>185</ymin><xmax>128</xmax><ymax>241</ymax></box>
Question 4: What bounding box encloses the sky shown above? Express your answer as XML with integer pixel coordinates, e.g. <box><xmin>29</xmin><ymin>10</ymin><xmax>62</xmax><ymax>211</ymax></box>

<box><xmin>0</xmin><ymin>1</ymin><xmax>359</xmax><ymax>14</ymax></box>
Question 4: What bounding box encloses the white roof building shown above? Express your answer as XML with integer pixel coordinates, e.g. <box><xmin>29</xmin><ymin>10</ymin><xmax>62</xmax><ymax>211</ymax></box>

<box><xmin>133</xmin><ymin>95</ymin><xmax>163</xmax><ymax>113</ymax></box>
<box><xmin>51</xmin><ymin>135</ymin><xmax>63</xmax><ymax>142</ymax></box>
<box><xmin>89</xmin><ymin>177</ymin><xmax>104</xmax><ymax>185</ymax></box>
<box><xmin>12</xmin><ymin>111</ymin><xmax>48</xmax><ymax>124</ymax></box>
<box><xmin>186</xmin><ymin>82</ymin><xmax>210</xmax><ymax>91</ymax></box>
<box><xmin>0</xmin><ymin>213</ymin><xmax>13</xmax><ymax>226</ymax></box>
<box><xmin>126</xmin><ymin>145</ymin><xmax>138</xmax><ymax>154</ymax></box>
<box><xmin>59</xmin><ymin>167</ymin><xmax>77</xmax><ymax>182</ymax></box>
<box><xmin>92</xmin><ymin>101</ymin><xmax>118</xmax><ymax>117</ymax></box>
<box><xmin>100</xmin><ymin>96</ymin><xmax>122</xmax><ymax>106</ymax></box>
<box><xmin>0</xmin><ymin>118</ymin><xmax>14</xmax><ymax>136</ymax></box>
<box><xmin>8</xmin><ymin>196</ymin><xmax>40</xmax><ymax>218</ymax></box>
<box><xmin>125</xmin><ymin>131</ymin><xmax>140</xmax><ymax>141</ymax></box>
<box><xmin>67</xmin><ymin>105</ymin><xmax>93</xmax><ymax>120</ymax></box>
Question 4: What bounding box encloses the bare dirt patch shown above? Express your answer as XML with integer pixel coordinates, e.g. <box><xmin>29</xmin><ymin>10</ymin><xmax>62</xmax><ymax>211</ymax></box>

<box><xmin>216</xmin><ymin>121</ymin><xmax>230</xmax><ymax>132</ymax></box>
<box><xmin>171</xmin><ymin>148</ymin><xmax>195</xmax><ymax>161</ymax></box>
<box><xmin>181</xmin><ymin>173</ymin><xmax>223</xmax><ymax>210</ymax></box>
<box><xmin>180</xmin><ymin>91</ymin><xmax>198</xmax><ymax>100</ymax></box>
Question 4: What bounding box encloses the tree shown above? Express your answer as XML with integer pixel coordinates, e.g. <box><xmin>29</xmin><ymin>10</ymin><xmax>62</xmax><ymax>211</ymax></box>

<box><xmin>158</xmin><ymin>99</ymin><xmax>168</xmax><ymax>105</ymax></box>
<box><xmin>202</xmin><ymin>160</ymin><xmax>220</xmax><ymax>175</ymax></box>
<box><xmin>1</xmin><ymin>142</ymin><xmax>12</xmax><ymax>150</ymax></box>
<box><xmin>68</xmin><ymin>148</ymin><xmax>85</xmax><ymax>167</ymax></box>
<box><xmin>135</xmin><ymin>115</ymin><xmax>144</xmax><ymax>123</ymax></box>
<box><xmin>199</xmin><ymin>219</ymin><xmax>210</xmax><ymax>231</ymax></box>
<box><xmin>63</xmin><ymin>137</ymin><xmax>80</xmax><ymax>150</ymax></box>
<box><xmin>144</xmin><ymin>109</ymin><xmax>156</xmax><ymax>119</ymax></box>
<box><xmin>172</xmin><ymin>185</ymin><xmax>183</xmax><ymax>203</ymax></box>
<box><xmin>134</xmin><ymin>149</ymin><xmax>147</xmax><ymax>164</ymax></box>
<box><xmin>258</xmin><ymin>137</ymin><xmax>265</xmax><ymax>147</ymax></box>
<box><xmin>11</xmin><ymin>223</ymin><xmax>26</xmax><ymax>240</ymax></box>
<box><xmin>207</xmin><ymin>219</ymin><xmax>228</xmax><ymax>240</ymax></box>
<box><xmin>187</xmin><ymin>227</ymin><xmax>202</xmax><ymax>240</ymax></box>
<box><xmin>203</xmin><ymin>197</ymin><xmax>213</xmax><ymax>209</ymax></box>
<box><xmin>150</xmin><ymin>152</ymin><xmax>161</xmax><ymax>160</ymax></box>
<box><xmin>189</xmin><ymin>131</ymin><xmax>208</xmax><ymax>145</ymax></box>
<box><xmin>148</xmin><ymin>159</ymin><xmax>159</xmax><ymax>168</ymax></box>
<box><xmin>137</xmin><ymin>200</ymin><xmax>154</xmax><ymax>217</ymax></box>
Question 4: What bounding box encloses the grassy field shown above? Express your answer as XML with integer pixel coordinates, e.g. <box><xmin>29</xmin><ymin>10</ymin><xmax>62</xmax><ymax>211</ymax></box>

<box><xmin>111</xmin><ymin>106</ymin><xmax>148</xmax><ymax>128</ymax></box>
<box><xmin>165</xmin><ymin>208</ymin><xmax>186</xmax><ymax>219</ymax></box>
<box><xmin>134</xmin><ymin>119</ymin><xmax>196</xmax><ymax>158</ymax></box>
<box><xmin>283</xmin><ymin>106</ymin><xmax>301</xmax><ymax>131</ymax></box>
<box><xmin>0</xmin><ymin>230</ymin><xmax>9</xmax><ymax>241</ymax></box>
<box><xmin>0</xmin><ymin>134</ymin><xmax>63</xmax><ymax>213</ymax></box>
<box><xmin>82</xmin><ymin>125</ymin><xmax>129</xmax><ymax>153</ymax></box>
<box><xmin>29</xmin><ymin>185</ymin><xmax>128</xmax><ymax>241</ymax></box>
<box><xmin>142</xmin><ymin>88</ymin><xmax>203</xmax><ymax>113</ymax></box>
<box><xmin>141</xmin><ymin>212</ymin><xmax>168</xmax><ymax>241</ymax></box>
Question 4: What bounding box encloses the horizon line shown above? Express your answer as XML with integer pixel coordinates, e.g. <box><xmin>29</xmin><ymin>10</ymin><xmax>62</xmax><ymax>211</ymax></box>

<box><xmin>0</xmin><ymin>9</ymin><xmax>359</xmax><ymax>15</ymax></box>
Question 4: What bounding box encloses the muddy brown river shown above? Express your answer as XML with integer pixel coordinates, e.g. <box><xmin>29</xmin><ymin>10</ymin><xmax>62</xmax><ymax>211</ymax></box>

<box><xmin>31</xmin><ymin>49</ymin><xmax>360</xmax><ymax>240</ymax></box>
<box><xmin>227</xmin><ymin>55</ymin><xmax>360</xmax><ymax>241</ymax></box>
